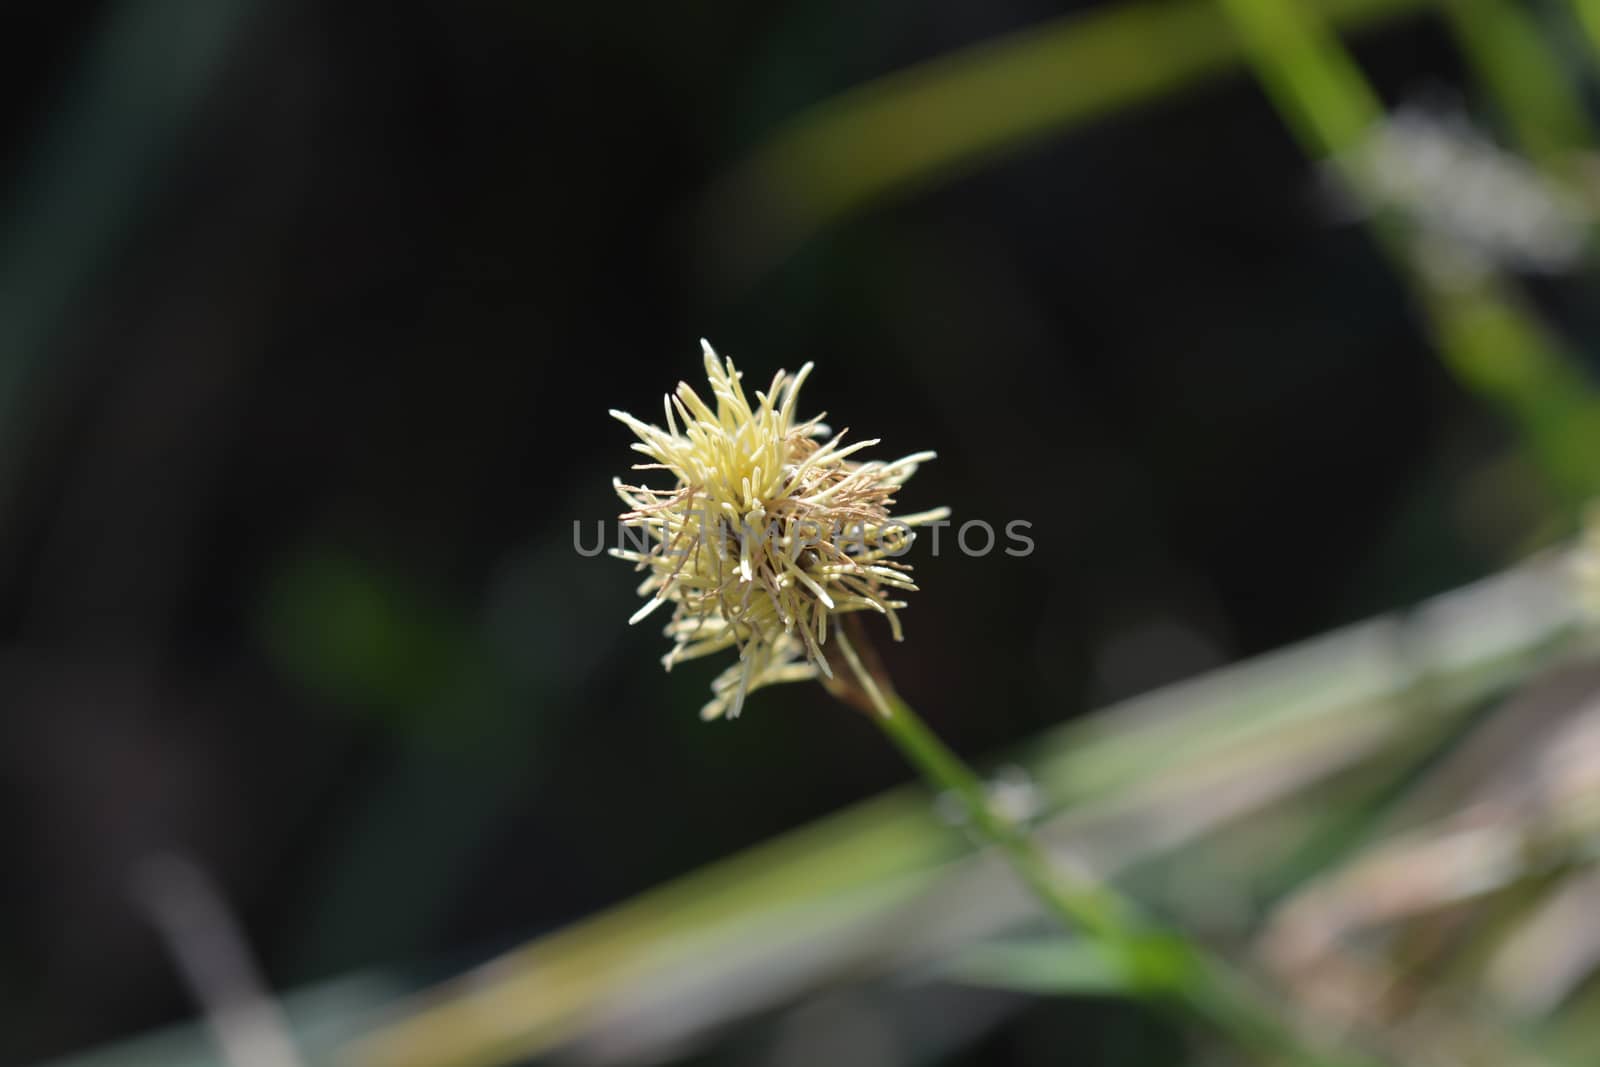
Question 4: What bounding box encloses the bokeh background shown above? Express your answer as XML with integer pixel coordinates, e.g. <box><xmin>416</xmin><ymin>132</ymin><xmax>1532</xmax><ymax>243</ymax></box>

<box><xmin>6</xmin><ymin>1</ymin><xmax>1600</xmax><ymax>1065</ymax></box>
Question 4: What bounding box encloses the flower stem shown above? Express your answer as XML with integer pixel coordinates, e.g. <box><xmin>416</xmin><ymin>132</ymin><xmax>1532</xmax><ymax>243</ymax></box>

<box><xmin>830</xmin><ymin>620</ymin><xmax>1372</xmax><ymax>1067</ymax></box>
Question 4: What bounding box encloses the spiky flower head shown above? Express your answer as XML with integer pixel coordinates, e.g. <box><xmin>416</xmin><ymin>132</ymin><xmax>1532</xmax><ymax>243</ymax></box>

<box><xmin>610</xmin><ymin>341</ymin><xmax>949</xmax><ymax>720</ymax></box>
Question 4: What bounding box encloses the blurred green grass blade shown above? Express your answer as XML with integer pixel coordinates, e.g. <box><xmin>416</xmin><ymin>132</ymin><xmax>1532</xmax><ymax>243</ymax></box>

<box><xmin>1219</xmin><ymin>0</ymin><xmax>1600</xmax><ymax>513</ymax></box>
<box><xmin>40</xmin><ymin>556</ymin><xmax>1580</xmax><ymax>1067</ymax></box>
<box><xmin>1214</xmin><ymin>0</ymin><xmax>1385</xmax><ymax>157</ymax></box>
<box><xmin>706</xmin><ymin>0</ymin><xmax>1431</xmax><ymax>280</ymax></box>
<box><xmin>1440</xmin><ymin>0</ymin><xmax>1598</xmax><ymax>176</ymax></box>
<box><xmin>342</xmin><ymin>555</ymin><xmax>1581</xmax><ymax>1067</ymax></box>
<box><xmin>939</xmin><ymin>936</ymin><xmax>1131</xmax><ymax>996</ymax></box>
<box><xmin>1574</xmin><ymin>0</ymin><xmax>1600</xmax><ymax>65</ymax></box>
<box><xmin>1422</xmin><ymin>281</ymin><xmax>1600</xmax><ymax>507</ymax></box>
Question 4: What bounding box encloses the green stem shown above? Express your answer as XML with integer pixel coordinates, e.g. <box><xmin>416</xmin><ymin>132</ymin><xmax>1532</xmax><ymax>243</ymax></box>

<box><xmin>830</xmin><ymin>622</ymin><xmax>1373</xmax><ymax>1067</ymax></box>
<box><xmin>1440</xmin><ymin>0</ymin><xmax>1597</xmax><ymax>180</ymax></box>
<box><xmin>1577</xmin><ymin>0</ymin><xmax>1600</xmax><ymax>67</ymax></box>
<box><xmin>1217</xmin><ymin>0</ymin><xmax>1600</xmax><ymax>513</ymax></box>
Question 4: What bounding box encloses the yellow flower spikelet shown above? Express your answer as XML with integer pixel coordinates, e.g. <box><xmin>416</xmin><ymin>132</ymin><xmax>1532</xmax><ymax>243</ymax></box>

<box><xmin>611</xmin><ymin>341</ymin><xmax>948</xmax><ymax>719</ymax></box>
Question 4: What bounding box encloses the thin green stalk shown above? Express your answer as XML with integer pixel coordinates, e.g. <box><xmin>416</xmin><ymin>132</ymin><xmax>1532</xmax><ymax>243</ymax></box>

<box><xmin>1214</xmin><ymin>0</ymin><xmax>1383</xmax><ymax>155</ymax></box>
<box><xmin>1217</xmin><ymin>0</ymin><xmax>1600</xmax><ymax>512</ymax></box>
<box><xmin>710</xmin><ymin>0</ymin><xmax>1433</xmax><ymax>281</ymax></box>
<box><xmin>1441</xmin><ymin>0</ymin><xmax>1597</xmax><ymax>179</ymax></box>
<box><xmin>1569</xmin><ymin>0</ymin><xmax>1600</xmax><ymax>77</ymax></box>
<box><xmin>831</xmin><ymin>622</ymin><xmax>1371</xmax><ymax>1067</ymax></box>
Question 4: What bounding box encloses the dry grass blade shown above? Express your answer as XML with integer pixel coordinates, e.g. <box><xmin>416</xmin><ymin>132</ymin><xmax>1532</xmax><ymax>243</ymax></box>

<box><xmin>342</xmin><ymin>554</ymin><xmax>1584</xmax><ymax>1067</ymax></box>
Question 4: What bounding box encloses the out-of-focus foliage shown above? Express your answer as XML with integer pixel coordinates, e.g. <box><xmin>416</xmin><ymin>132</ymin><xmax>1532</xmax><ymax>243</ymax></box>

<box><xmin>708</xmin><ymin>0</ymin><xmax>1432</xmax><ymax>279</ymax></box>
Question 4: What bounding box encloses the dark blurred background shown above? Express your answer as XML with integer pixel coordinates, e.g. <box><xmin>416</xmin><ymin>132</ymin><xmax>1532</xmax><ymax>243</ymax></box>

<box><xmin>0</xmin><ymin>1</ymin><xmax>1566</xmax><ymax>1064</ymax></box>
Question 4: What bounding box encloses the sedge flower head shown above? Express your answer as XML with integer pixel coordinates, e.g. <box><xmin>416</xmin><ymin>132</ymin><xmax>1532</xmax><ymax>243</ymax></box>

<box><xmin>610</xmin><ymin>341</ymin><xmax>949</xmax><ymax>720</ymax></box>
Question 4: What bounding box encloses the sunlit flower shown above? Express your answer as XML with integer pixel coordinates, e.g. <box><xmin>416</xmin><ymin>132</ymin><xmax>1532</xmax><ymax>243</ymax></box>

<box><xmin>610</xmin><ymin>340</ymin><xmax>948</xmax><ymax>719</ymax></box>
